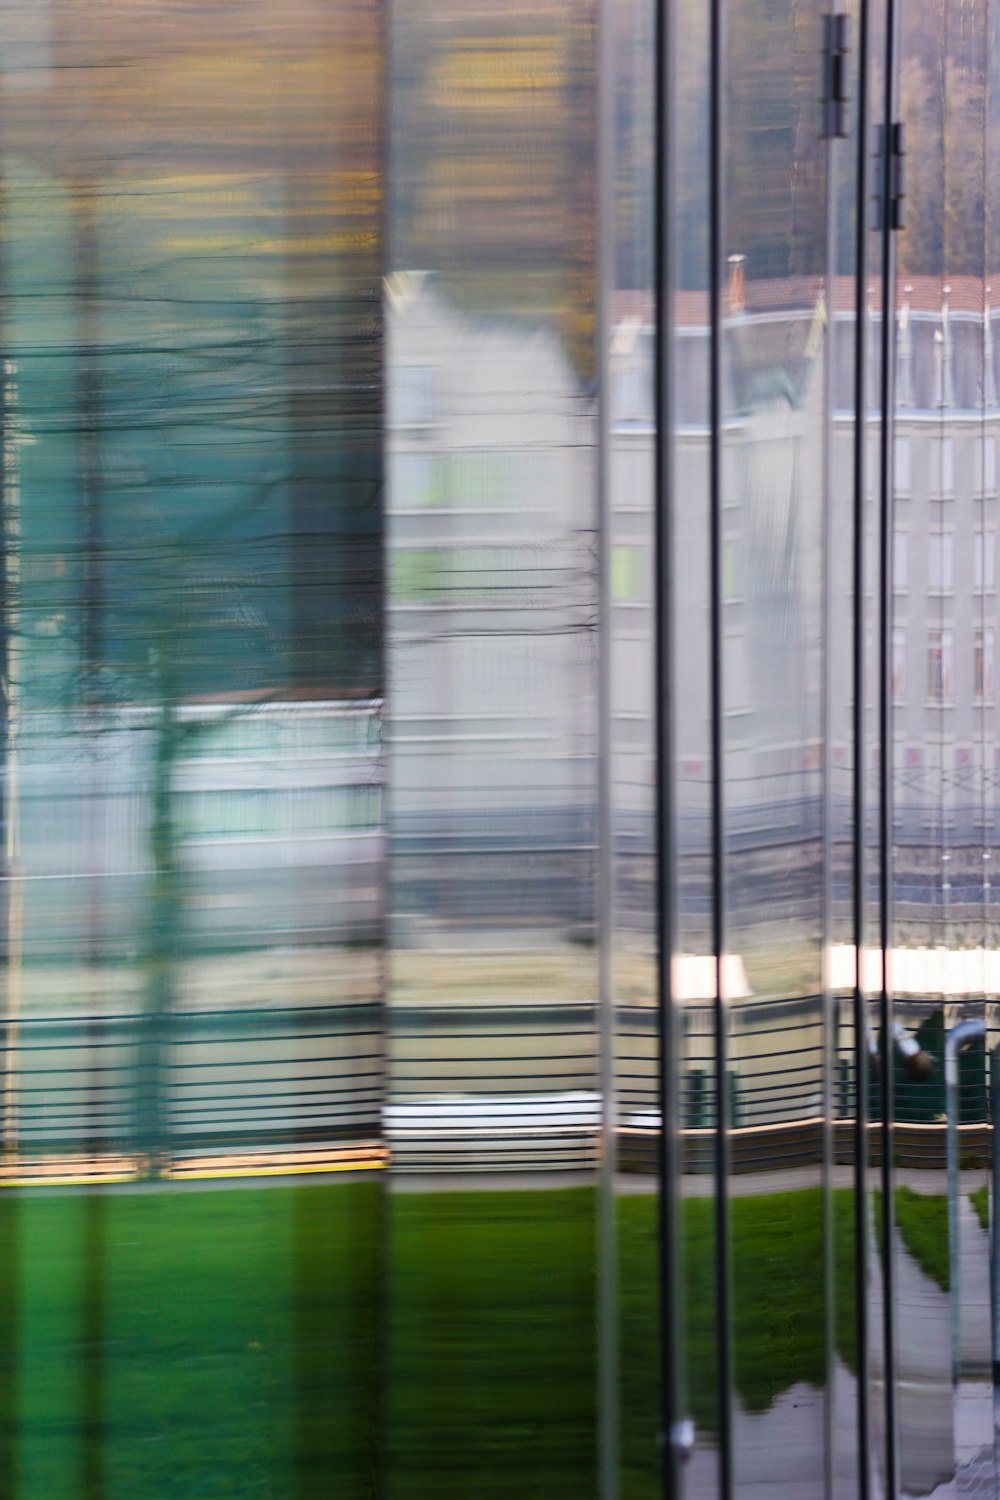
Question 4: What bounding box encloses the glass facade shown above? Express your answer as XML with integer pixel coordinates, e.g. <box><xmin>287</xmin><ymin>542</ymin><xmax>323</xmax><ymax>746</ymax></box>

<box><xmin>0</xmin><ymin>1</ymin><xmax>993</xmax><ymax>1497</ymax></box>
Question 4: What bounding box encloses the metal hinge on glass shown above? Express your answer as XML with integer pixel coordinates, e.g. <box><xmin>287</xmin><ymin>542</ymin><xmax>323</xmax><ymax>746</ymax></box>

<box><xmin>822</xmin><ymin>13</ymin><xmax>850</xmax><ymax>139</ymax></box>
<box><xmin>875</xmin><ymin>121</ymin><xmax>906</xmax><ymax>231</ymax></box>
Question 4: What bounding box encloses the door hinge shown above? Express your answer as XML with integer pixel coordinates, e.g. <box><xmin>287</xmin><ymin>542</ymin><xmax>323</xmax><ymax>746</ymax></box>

<box><xmin>875</xmin><ymin>121</ymin><xmax>906</xmax><ymax>231</ymax></box>
<box><xmin>822</xmin><ymin>13</ymin><xmax>850</xmax><ymax>138</ymax></box>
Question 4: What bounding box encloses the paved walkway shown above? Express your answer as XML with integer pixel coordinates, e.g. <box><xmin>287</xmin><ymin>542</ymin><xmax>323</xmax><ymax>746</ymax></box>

<box><xmin>683</xmin><ymin>1204</ymin><xmax>999</xmax><ymax>1500</ymax></box>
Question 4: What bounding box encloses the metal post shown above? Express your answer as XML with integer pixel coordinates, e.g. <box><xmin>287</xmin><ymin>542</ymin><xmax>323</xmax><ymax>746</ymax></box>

<box><xmin>654</xmin><ymin>0</ymin><xmax>693</xmax><ymax>1487</ymax></box>
<box><xmin>707</xmin><ymin>0</ymin><xmax>734</xmax><ymax>1477</ymax></box>
<box><xmin>945</xmin><ymin>1018</ymin><xmax>985</xmax><ymax>1388</ymax></box>
<box><xmin>992</xmin><ymin>1048</ymin><xmax>1000</xmax><ymax>1439</ymax></box>
<box><xmin>595</xmin><ymin>0</ymin><xmax>618</xmax><ymax>1494</ymax></box>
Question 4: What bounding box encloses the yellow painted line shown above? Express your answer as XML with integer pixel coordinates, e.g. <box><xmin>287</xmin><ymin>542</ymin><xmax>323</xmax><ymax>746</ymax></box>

<box><xmin>0</xmin><ymin>1174</ymin><xmax>138</xmax><ymax>1188</ymax></box>
<box><xmin>167</xmin><ymin>1159</ymin><xmax>387</xmax><ymax>1181</ymax></box>
<box><xmin>0</xmin><ymin>1155</ymin><xmax>388</xmax><ymax>1188</ymax></box>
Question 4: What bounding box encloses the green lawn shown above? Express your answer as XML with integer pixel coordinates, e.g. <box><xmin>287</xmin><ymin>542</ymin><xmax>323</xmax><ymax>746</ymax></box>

<box><xmin>0</xmin><ymin>1178</ymin><xmax>951</xmax><ymax>1500</ymax></box>
<box><xmin>885</xmin><ymin>1186</ymin><xmax>951</xmax><ymax>1291</ymax></box>
<box><xmin>875</xmin><ymin>1185</ymin><xmax>989</xmax><ymax>1294</ymax></box>
<box><xmin>971</xmin><ymin>1183</ymin><xmax>990</xmax><ymax>1232</ymax></box>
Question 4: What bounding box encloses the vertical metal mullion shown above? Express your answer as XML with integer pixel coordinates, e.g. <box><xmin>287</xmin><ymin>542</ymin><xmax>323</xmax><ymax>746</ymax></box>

<box><xmin>373</xmin><ymin>0</ymin><xmax>390</xmax><ymax>1489</ymax></box>
<box><xmin>708</xmin><ymin>0</ymin><xmax>734</xmax><ymax>1482</ymax></box>
<box><xmin>654</xmin><ymin>0</ymin><xmax>686</xmax><ymax>1490</ymax></box>
<box><xmin>821</xmin><ymin>26</ymin><xmax>839</xmax><ymax>1498</ymax></box>
<box><xmin>0</xmin><ymin>161</ymin><xmax>19</xmax><ymax>1500</ymax></box>
<box><xmin>347</xmin><ymin>7</ymin><xmax>388</xmax><ymax>1499</ymax></box>
<box><xmin>876</xmin><ymin>0</ymin><xmax>901</xmax><ymax>1486</ymax></box>
<box><xmin>596</xmin><ymin>0</ymin><xmax>618</xmax><ymax>1492</ymax></box>
<box><xmin>978</xmin><ymin>0</ymin><xmax>995</xmax><ymax>1453</ymax></box>
<box><xmin>851</xmin><ymin>0</ymin><xmax>872</xmax><ymax>1489</ymax></box>
<box><xmin>76</xmin><ymin>182</ymin><xmax>107</xmax><ymax>1500</ymax></box>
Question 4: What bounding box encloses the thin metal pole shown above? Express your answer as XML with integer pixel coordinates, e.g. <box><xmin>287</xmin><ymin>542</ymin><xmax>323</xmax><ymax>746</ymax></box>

<box><xmin>654</xmin><ymin>0</ymin><xmax>689</xmax><ymax>1490</ymax></box>
<box><xmin>821</xmin><ymin>34</ymin><xmax>838</xmax><ymax>1498</ymax></box>
<box><xmin>0</xmin><ymin>360</ymin><xmax>18</xmax><ymax>1164</ymax></box>
<box><xmin>708</xmin><ymin>0</ymin><xmax>734</xmax><ymax>1479</ymax></box>
<box><xmin>75</xmin><ymin>182</ymin><xmax>107</xmax><ymax>1500</ymax></box>
<box><xmin>991</xmin><ymin>1049</ymin><xmax>1000</xmax><ymax>1440</ymax></box>
<box><xmin>596</xmin><ymin>0</ymin><xmax>618</xmax><ymax>1493</ymax></box>
<box><xmin>877</xmin><ymin>0</ymin><xmax>901</xmax><ymax>1480</ymax></box>
<box><xmin>851</xmin><ymin>0</ymin><xmax>873</xmax><ymax>1489</ymax></box>
<box><xmin>371</xmin><ymin>0</ymin><xmax>390</xmax><ymax>1494</ymax></box>
<box><xmin>945</xmin><ymin>1020</ymin><xmax>986</xmax><ymax>1388</ymax></box>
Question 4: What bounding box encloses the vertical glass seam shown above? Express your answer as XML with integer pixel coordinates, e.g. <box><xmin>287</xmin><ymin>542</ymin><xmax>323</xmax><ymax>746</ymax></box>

<box><xmin>851</xmin><ymin>0</ymin><xmax>873</xmax><ymax>1489</ymax></box>
<box><xmin>655</xmin><ymin>0</ymin><xmax>686</xmax><ymax>1492</ymax></box>
<box><xmin>821</xmin><ymin>37</ymin><xmax>839</xmax><ymax>1498</ymax></box>
<box><xmin>708</xmin><ymin>0</ymin><xmax>735</xmax><ymax>1482</ymax></box>
<box><xmin>877</xmin><ymin>0</ymin><xmax>902</xmax><ymax>1484</ymax></box>
<box><xmin>596</xmin><ymin>0</ymin><xmax>618</xmax><ymax>1494</ymax></box>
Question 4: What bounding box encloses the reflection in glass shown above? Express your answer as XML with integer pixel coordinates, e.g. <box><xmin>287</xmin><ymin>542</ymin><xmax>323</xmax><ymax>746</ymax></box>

<box><xmin>0</xmin><ymin>1</ymin><xmax>993</xmax><ymax>1497</ymax></box>
<box><xmin>0</xmin><ymin>4</ymin><xmax>385</xmax><ymax>1497</ymax></box>
<box><xmin>719</xmin><ymin>0</ymin><xmax>830</xmax><ymax>1491</ymax></box>
<box><xmin>386</xmin><ymin>4</ymin><xmax>600</xmax><ymax>1495</ymax></box>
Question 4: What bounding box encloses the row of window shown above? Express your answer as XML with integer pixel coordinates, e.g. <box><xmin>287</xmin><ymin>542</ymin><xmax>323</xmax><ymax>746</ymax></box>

<box><xmin>176</xmin><ymin>786</ymin><xmax>384</xmax><ymax>842</ymax></box>
<box><xmin>608</xmin><ymin>535</ymin><xmax>999</xmax><ymax>604</ymax></box>
<box><xmin>190</xmin><ymin>715</ymin><xmax>381</xmax><ymax>759</ymax></box>
<box><xmin>719</xmin><ymin>630</ymin><xmax>993</xmax><ymax>714</ymax></box>
<box><xmin>389</xmin><ymin>450</ymin><xmax>553</xmax><ymax>510</ymax></box>
<box><xmin>893</xmin><ymin>628</ymin><xmax>995</xmax><ymax>704</ymax></box>
<box><xmin>391</xmin><ymin>437</ymin><xmax>1000</xmax><ymax>510</ymax></box>
<box><xmin>626</xmin><ymin>628</ymin><xmax>996</xmax><ymax>711</ymax></box>
<box><xmin>392</xmin><ymin>547</ymin><xmax>572</xmax><ymax>602</ymax></box>
<box><xmin>893</xmin><ymin>529</ymin><xmax>995</xmax><ymax>593</ymax></box>
<box><xmin>892</xmin><ymin>435</ymin><xmax>997</xmax><ymax>494</ymax></box>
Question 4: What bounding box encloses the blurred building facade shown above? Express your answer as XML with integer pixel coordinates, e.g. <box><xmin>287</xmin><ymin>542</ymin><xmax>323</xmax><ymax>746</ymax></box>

<box><xmin>0</xmin><ymin>2</ymin><xmax>995</xmax><ymax>1500</ymax></box>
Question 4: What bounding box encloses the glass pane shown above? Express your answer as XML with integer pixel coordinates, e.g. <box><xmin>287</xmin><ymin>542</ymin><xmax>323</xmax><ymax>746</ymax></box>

<box><xmin>385</xmin><ymin>4</ymin><xmax>600</xmax><ymax>1495</ymax></box>
<box><xmin>719</xmin><ymin>0</ymin><xmax>831</xmax><ymax>1490</ymax></box>
<box><xmin>668</xmin><ymin>0</ymin><xmax>721</xmax><ymax>1489</ymax></box>
<box><xmin>890</xmin><ymin>0</ymin><xmax>994</xmax><ymax>1482</ymax></box>
<box><xmin>611</xmin><ymin>0</ymin><xmax>660</xmax><ymax>1496</ymax></box>
<box><xmin>0</xmin><ymin>4</ymin><xmax>385</xmax><ymax>1497</ymax></box>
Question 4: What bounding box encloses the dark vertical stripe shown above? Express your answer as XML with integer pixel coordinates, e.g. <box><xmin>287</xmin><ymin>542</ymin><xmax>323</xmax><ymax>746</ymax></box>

<box><xmin>821</xmin><ymin>36</ymin><xmax>838</xmax><ymax>1500</ymax></box>
<box><xmin>81</xmin><ymin>1191</ymin><xmax>106</xmax><ymax>1500</ymax></box>
<box><xmin>0</xmin><ymin>155</ymin><xmax>19</xmax><ymax>1489</ymax></box>
<box><xmin>876</xmin><ymin>5</ymin><xmax>901</xmax><ymax>1489</ymax></box>
<box><xmin>295</xmin><ymin>1181</ymin><xmax>384</xmax><ymax>1500</ymax></box>
<box><xmin>0</xmin><ymin>341</ymin><xmax>18</xmax><ymax>1500</ymax></box>
<box><xmin>654</xmin><ymin>0</ymin><xmax>686</xmax><ymax>1493</ymax></box>
<box><xmin>978</xmin><ymin>0</ymin><xmax>993</xmax><ymax>1444</ymax></box>
<box><xmin>851</xmin><ymin>0</ymin><xmax>872</xmax><ymax>1491</ymax></box>
<box><xmin>76</xmin><ymin>182</ymin><xmax>106</xmax><ymax>1500</ymax></box>
<box><xmin>708</xmin><ymin>0</ymin><xmax>734</xmax><ymax>1485</ymax></box>
<box><xmin>0</xmin><ymin>1189</ymin><xmax>17</xmax><ymax>1499</ymax></box>
<box><xmin>373</xmin><ymin>0</ymin><xmax>389</xmax><ymax>1492</ymax></box>
<box><xmin>78</xmin><ymin>189</ymin><xmax>103</xmax><ymax>700</ymax></box>
<box><xmin>0</xmin><ymin>320</ymin><xmax>11</xmax><ymax>1163</ymax></box>
<box><xmin>595</xmin><ymin>0</ymin><xmax>618</xmax><ymax>1494</ymax></box>
<box><xmin>294</xmin><ymin>1</ymin><xmax>386</xmax><ymax>1496</ymax></box>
